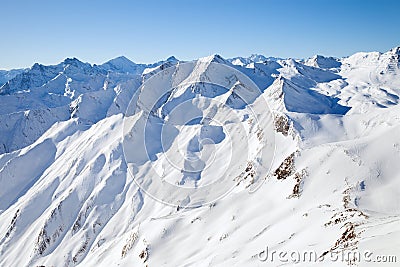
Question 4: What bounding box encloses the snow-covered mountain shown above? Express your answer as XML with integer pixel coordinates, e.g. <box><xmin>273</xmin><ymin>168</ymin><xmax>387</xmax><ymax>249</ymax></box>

<box><xmin>0</xmin><ymin>48</ymin><xmax>400</xmax><ymax>266</ymax></box>
<box><xmin>0</xmin><ymin>68</ymin><xmax>27</xmax><ymax>85</ymax></box>
<box><xmin>303</xmin><ymin>55</ymin><xmax>342</xmax><ymax>69</ymax></box>
<box><xmin>99</xmin><ymin>55</ymin><xmax>178</xmax><ymax>75</ymax></box>
<box><xmin>228</xmin><ymin>54</ymin><xmax>282</xmax><ymax>66</ymax></box>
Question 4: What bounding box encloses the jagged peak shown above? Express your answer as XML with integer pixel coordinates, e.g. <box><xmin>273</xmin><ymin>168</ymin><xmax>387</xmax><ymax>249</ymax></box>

<box><xmin>63</xmin><ymin>57</ymin><xmax>84</xmax><ymax>65</ymax></box>
<box><xmin>62</xmin><ymin>58</ymin><xmax>94</xmax><ymax>71</ymax></box>
<box><xmin>248</xmin><ymin>54</ymin><xmax>267</xmax><ymax>62</ymax></box>
<box><xmin>31</xmin><ymin>62</ymin><xmax>44</xmax><ymax>71</ymax></box>
<box><xmin>311</xmin><ymin>54</ymin><xmax>340</xmax><ymax>61</ymax></box>
<box><xmin>229</xmin><ymin>54</ymin><xmax>280</xmax><ymax>66</ymax></box>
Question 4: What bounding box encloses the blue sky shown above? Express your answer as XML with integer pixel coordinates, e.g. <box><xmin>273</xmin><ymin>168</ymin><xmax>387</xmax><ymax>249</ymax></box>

<box><xmin>0</xmin><ymin>0</ymin><xmax>399</xmax><ymax>69</ymax></box>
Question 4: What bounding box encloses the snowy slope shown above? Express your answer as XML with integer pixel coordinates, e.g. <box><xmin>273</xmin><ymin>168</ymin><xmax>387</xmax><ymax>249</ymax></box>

<box><xmin>0</xmin><ymin>48</ymin><xmax>400</xmax><ymax>267</ymax></box>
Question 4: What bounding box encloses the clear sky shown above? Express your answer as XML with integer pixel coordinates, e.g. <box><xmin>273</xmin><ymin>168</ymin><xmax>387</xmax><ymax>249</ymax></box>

<box><xmin>0</xmin><ymin>0</ymin><xmax>399</xmax><ymax>69</ymax></box>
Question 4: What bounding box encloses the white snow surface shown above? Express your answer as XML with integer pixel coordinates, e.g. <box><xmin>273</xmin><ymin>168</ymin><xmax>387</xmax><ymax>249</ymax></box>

<box><xmin>0</xmin><ymin>48</ymin><xmax>400</xmax><ymax>266</ymax></box>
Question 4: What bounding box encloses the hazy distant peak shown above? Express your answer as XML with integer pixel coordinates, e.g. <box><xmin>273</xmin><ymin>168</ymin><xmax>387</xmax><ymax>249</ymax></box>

<box><xmin>166</xmin><ymin>56</ymin><xmax>178</xmax><ymax>62</ymax></box>
<box><xmin>106</xmin><ymin>56</ymin><xmax>135</xmax><ymax>65</ymax></box>
<box><xmin>100</xmin><ymin>56</ymin><xmax>143</xmax><ymax>74</ymax></box>
<box><xmin>305</xmin><ymin>55</ymin><xmax>341</xmax><ymax>69</ymax></box>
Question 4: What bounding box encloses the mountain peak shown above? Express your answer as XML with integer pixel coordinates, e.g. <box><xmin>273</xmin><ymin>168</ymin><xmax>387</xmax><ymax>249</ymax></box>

<box><xmin>166</xmin><ymin>56</ymin><xmax>178</xmax><ymax>62</ymax></box>
<box><xmin>31</xmin><ymin>62</ymin><xmax>44</xmax><ymax>70</ymax></box>
<box><xmin>199</xmin><ymin>54</ymin><xmax>228</xmax><ymax>64</ymax></box>
<box><xmin>107</xmin><ymin>56</ymin><xmax>135</xmax><ymax>64</ymax></box>
<box><xmin>63</xmin><ymin>57</ymin><xmax>83</xmax><ymax>65</ymax></box>
<box><xmin>100</xmin><ymin>56</ymin><xmax>143</xmax><ymax>74</ymax></box>
<box><xmin>228</xmin><ymin>54</ymin><xmax>279</xmax><ymax>66</ymax></box>
<box><xmin>248</xmin><ymin>54</ymin><xmax>267</xmax><ymax>62</ymax></box>
<box><xmin>305</xmin><ymin>55</ymin><xmax>341</xmax><ymax>69</ymax></box>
